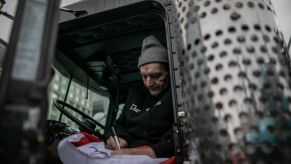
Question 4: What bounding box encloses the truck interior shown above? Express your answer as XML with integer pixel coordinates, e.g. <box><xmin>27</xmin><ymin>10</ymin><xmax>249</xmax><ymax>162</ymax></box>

<box><xmin>45</xmin><ymin>1</ymin><xmax>175</xmax><ymax>163</ymax></box>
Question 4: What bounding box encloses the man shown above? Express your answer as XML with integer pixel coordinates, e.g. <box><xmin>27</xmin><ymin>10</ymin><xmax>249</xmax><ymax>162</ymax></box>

<box><xmin>106</xmin><ymin>35</ymin><xmax>174</xmax><ymax>158</ymax></box>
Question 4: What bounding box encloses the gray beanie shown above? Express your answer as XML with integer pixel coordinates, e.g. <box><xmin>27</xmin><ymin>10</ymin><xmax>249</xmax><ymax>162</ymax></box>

<box><xmin>137</xmin><ymin>35</ymin><xmax>168</xmax><ymax>68</ymax></box>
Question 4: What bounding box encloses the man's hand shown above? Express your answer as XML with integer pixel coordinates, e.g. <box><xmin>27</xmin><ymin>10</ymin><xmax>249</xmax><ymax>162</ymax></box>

<box><xmin>106</xmin><ymin>136</ymin><xmax>128</xmax><ymax>150</ymax></box>
<box><xmin>112</xmin><ymin>148</ymin><xmax>157</xmax><ymax>158</ymax></box>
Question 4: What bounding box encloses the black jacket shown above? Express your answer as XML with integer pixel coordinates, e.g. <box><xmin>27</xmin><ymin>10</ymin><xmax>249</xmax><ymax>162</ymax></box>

<box><xmin>114</xmin><ymin>82</ymin><xmax>174</xmax><ymax>158</ymax></box>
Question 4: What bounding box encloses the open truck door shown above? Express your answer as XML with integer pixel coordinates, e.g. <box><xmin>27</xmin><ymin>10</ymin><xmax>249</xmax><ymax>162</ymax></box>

<box><xmin>0</xmin><ymin>0</ymin><xmax>60</xmax><ymax>163</ymax></box>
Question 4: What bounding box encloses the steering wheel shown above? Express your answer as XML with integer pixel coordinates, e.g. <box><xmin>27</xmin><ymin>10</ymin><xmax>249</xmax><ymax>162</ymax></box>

<box><xmin>53</xmin><ymin>99</ymin><xmax>106</xmax><ymax>141</ymax></box>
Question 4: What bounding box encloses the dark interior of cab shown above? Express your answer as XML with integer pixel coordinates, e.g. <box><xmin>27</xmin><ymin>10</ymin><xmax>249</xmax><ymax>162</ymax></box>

<box><xmin>46</xmin><ymin>1</ymin><xmax>169</xmax><ymax>163</ymax></box>
<box><xmin>56</xmin><ymin>1</ymin><xmax>167</xmax><ymax>100</ymax></box>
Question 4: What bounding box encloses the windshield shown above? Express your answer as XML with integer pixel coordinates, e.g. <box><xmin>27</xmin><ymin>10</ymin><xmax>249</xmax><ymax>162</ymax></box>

<box><xmin>47</xmin><ymin>68</ymin><xmax>110</xmax><ymax>131</ymax></box>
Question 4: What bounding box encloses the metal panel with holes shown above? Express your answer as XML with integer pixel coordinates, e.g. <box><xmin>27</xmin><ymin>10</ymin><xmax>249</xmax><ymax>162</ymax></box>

<box><xmin>172</xmin><ymin>0</ymin><xmax>291</xmax><ymax>163</ymax></box>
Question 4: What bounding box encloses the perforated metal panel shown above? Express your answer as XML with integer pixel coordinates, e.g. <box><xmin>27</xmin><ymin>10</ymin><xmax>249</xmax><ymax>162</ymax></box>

<box><xmin>173</xmin><ymin>0</ymin><xmax>291</xmax><ymax>163</ymax></box>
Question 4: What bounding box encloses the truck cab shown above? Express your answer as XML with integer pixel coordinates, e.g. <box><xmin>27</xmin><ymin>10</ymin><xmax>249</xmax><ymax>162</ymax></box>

<box><xmin>46</xmin><ymin>1</ymin><xmax>187</xmax><ymax>163</ymax></box>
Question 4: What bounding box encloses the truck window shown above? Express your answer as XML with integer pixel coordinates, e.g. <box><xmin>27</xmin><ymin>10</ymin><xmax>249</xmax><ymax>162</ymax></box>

<box><xmin>47</xmin><ymin>68</ymin><xmax>110</xmax><ymax>131</ymax></box>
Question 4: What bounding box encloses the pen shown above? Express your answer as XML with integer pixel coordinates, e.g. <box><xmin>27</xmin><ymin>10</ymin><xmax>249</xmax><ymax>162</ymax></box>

<box><xmin>111</xmin><ymin>126</ymin><xmax>121</xmax><ymax>149</ymax></box>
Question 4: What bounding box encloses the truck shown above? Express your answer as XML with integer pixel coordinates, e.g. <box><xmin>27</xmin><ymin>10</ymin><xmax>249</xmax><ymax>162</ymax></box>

<box><xmin>0</xmin><ymin>0</ymin><xmax>290</xmax><ymax>163</ymax></box>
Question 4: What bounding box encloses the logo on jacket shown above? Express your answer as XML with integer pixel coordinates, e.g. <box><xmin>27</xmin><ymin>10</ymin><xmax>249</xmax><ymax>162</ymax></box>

<box><xmin>130</xmin><ymin>104</ymin><xmax>141</xmax><ymax>113</ymax></box>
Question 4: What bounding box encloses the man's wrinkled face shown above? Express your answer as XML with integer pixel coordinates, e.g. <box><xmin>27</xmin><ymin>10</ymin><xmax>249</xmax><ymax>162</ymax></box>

<box><xmin>139</xmin><ymin>63</ymin><xmax>168</xmax><ymax>96</ymax></box>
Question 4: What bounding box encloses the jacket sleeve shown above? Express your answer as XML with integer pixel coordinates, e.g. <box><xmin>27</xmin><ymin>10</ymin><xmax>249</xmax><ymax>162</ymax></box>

<box><xmin>114</xmin><ymin>105</ymin><xmax>130</xmax><ymax>141</ymax></box>
<box><xmin>111</xmin><ymin>85</ymin><xmax>136</xmax><ymax>143</ymax></box>
<box><xmin>151</xmin><ymin>129</ymin><xmax>175</xmax><ymax>158</ymax></box>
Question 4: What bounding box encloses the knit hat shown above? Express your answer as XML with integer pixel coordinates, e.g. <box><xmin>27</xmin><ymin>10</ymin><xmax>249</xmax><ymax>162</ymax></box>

<box><xmin>137</xmin><ymin>35</ymin><xmax>168</xmax><ymax>68</ymax></box>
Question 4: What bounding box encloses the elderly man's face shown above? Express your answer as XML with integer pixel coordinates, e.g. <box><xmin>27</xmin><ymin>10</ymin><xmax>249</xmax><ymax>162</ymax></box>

<box><xmin>139</xmin><ymin>63</ymin><xmax>168</xmax><ymax>96</ymax></box>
